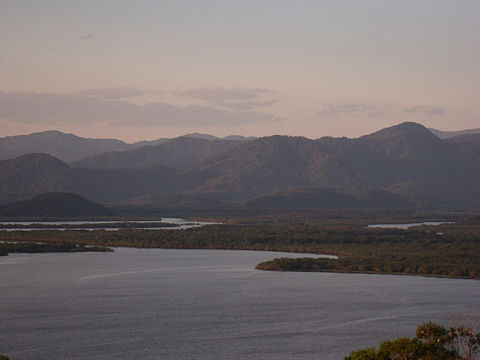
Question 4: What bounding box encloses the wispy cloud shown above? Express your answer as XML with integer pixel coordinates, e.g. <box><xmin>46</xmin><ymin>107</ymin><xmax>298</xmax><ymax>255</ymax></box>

<box><xmin>427</xmin><ymin>108</ymin><xmax>446</xmax><ymax>116</ymax></box>
<box><xmin>78</xmin><ymin>33</ymin><xmax>94</xmax><ymax>40</ymax></box>
<box><xmin>0</xmin><ymin>91</ymin><xmax>279</xmax><ymax>127</ymax></box>
<box><xmin>178</xmin><ymin>87</ymin><xmax>273</xmax><ymax>102</ymax></box>
<box><xmin>55</xmin><ymin>33</ymin><xmax>95</xmax><ymax>50</ymax></box>
<box><xmin>71</xmin><ymin>87</ymin><xmax>147</xmax><ymax>100</ymax></box>
<box><xmin>177</xmin><ymin>87</ymin><xmax>277</xmax><ymax>111</ymax></box>
<box><xmin>318</xmin><ymin>102</ymin><xmax>446</xmax><ymax>119</ymax></box>
<box><xmin>318</xmin><ymin>103</ymin><xmax>386</xmax><ymax>118</ymax></box>
<box><xmin>403</xmin><ymin>106</ymin><xmax>446</xmax><ymax>116</ymax></box>
<box><xmin>219</xmin><ymin>100</ymin><xmax>278</xmax><ymax>111</ymax></box>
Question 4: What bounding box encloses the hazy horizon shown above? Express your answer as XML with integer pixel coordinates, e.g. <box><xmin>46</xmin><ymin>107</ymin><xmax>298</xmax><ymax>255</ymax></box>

<box><xmin>1</xmin><ymin>1</ymin><xmax>479</xmax><ymax>142</ymax></box>
<box><xmin>2</xmin><ymin>121</ymin><xmax>480</xmax><ymax>144</ymax></box>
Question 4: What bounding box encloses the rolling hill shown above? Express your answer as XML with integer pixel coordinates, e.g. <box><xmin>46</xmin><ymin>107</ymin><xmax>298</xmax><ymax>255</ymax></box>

<box><xmin>0</xmin><ymin>192</ymin><xmax>115</xmax><ymax>218</ymax></box>
<box><xmin>0</xmin><ymin>153</ymin><xmax>176</xmax><ymax>204</ymax></box>
<box><xmin>72</xmin><ymin>137</ymin><xmax>244</xmax><ymax>169</ymax></box>
<box><xmin>429</xmin><ymin>127</ymin><xmax>480</xmax><ymax>139</ymax></box>
<box><xmin>0</xmin><ymin>130</ymin><xmax>255</xmax><ymax>163</ymax></box>
<box><xmin>1</xmin><ymin>122</ymin><xmax>479</xmax><ymax>208</ymax></box>
<box><xmin>0</xmin><ymin>130</ymin><xmax>133</xmax><ymax>162</ymax></box>
<box><xmin>177</xmin><ymin>122</ymin><xmax>480</xmax><ymax>205</ymax></box>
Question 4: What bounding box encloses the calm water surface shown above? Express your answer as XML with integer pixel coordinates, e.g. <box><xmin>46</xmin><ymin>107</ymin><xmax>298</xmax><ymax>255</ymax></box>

<box><xmin>1</xmin><ymin>248</ymin><xmax>478</xmax><ymax>360</ymax></box>
<box><xmin>0</xmin><ymin>218</ymin><xmax>219</xmax><ymax>231</ymax></box>
<box><xmin>367</xmin><ymin>222</ymin><xmax>452</xmax><ymax>229</ymax></box>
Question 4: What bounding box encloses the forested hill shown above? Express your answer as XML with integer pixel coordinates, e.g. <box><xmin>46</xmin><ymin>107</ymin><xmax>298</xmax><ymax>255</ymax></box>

<box><xmin>0</xmin><ymin>130</ymin><xmax>254</xmax><ymax>163</ymax></box>
<box><xmin>71</xmin><ymin>137</ymin><xmax>243</xmax><ymax>169</ymax></box>
<box><xmin>0</xmin><ymin>153</ymin><xmax>177</xmax><ymax>204</ymax></box>
<box><xmin>177</xmin><ymin>122</ymin><xmax>480</xmax><ymax>204</ymax></box>
<box><xmin>0</xmin><ymin>130</ymin><xmax>132</xmax><ymax>162</ymax></box>
<box><xmin>0</xmin><ymin>192</ymin><xmax>115</xmax><ymax>217</ymax></box>
<box><xmin>1</xmin><ymin>122</ymin><xmax>480</xmax><ymax>208</ymax></box>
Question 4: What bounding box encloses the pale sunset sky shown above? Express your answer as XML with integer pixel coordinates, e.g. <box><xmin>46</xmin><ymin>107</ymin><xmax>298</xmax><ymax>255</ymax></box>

<box><xmin>1</xmin><ymin>0</ymin><xmax>479</xmax><ymax>142</ymax></box>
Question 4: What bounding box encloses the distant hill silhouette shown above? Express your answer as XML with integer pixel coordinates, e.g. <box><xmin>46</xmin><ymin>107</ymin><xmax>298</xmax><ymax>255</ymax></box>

<box><xmin>0</xmin><ymin>130</ymin><xmax>255</xmax><ymax>163</ymax></box>
<box><xmin>0</xmin><ymin>130</ymin><xmax>132</xmax><ymax>162</ymax></box>
<box><xmin>183</xmin><ymin>133</ymin><xmax>255</xmax><ymax>141</ymax></box>
<box><xmin>72</xmin><ymin>137</ymin><xmax>243</xmax><ymax>169</ymax></box>
<box><xmin>131</xmin><ymin>138</ymin><xmax>170</xmax><ymax>147</ymax></box>
<box><xmin>1</xmin><ymin>122</ymin><xmax>479</xmax><ymax>208</ymax></box>
<box><xmin>0</xmin><ymin>192</ymin><xmax>115</xmax><ymax>217</ymax></box>
<box><xmin>0</xmin><ymin>153</ymin><xmax>76</xmax><ymax>203</ymax></box>
<box><xmin>446</xmin><ymin>133</ymin><xmax>480</xmax><ymax>146</ymax></box>
<box><xmin>132</xmin><ymin>133</ymin><xmax>254</xmax><ymax>146</ymax></box>
<box><xmin>429</xmin><ymin>127</ymin><xmax>480</xmax><ymax>139</ymax></box>
<box><xmin>0</xmin><ymin>153</ymin><xmax>176</xmax><ymax>204</ymax></box>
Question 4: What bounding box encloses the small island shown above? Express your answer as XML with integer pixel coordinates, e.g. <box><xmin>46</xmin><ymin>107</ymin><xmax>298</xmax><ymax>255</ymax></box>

<box><xmin>255</xmin><ymin>255</ymin><xmax>480</xmax><ymax>280</ymax></box>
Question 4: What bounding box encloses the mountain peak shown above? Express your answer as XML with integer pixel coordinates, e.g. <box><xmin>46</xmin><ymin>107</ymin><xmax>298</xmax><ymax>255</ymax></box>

<box><xmin>370</xmin><ymin>122</ymin><xmax>430</xmax><ymax>135</ymax></box>
<box><xmin>182</xmin><ymin>133</ymin><xmax>220</xmax><ymax>141</ymax></box>
<box><xmin>364</xmin><ymin>122</ymin><xmax>440</xmax><ymax>144</ymax></box>
<box><xmin>0</xmin><ymin>130</ymin><xmax>132</xmax><ymax>162</ymax></box>
<box><xmin>32</xmin><ymin>129</ymin><xmax>68</xmax><ymax>136</ymax></box>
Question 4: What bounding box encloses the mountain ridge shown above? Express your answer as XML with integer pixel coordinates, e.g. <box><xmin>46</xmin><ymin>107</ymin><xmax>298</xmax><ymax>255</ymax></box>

<box><xmin>0</xmin><ymin>131</ymin><xmax>132</xmax><ymax>162</ymax></box>
<box><xmin>0</xmin><ymin>130</ymin><xmax>256</xmax><ymax>163</ymax></box>
<box><xmin>1</xmin><ymin>122</ymin><xmax>479</xmax><ymax>208</ymax></box>
<box><xmin>72</xmin><ymin>137</ymin><xmax>244</xmax><ymax>169</ymax></box>
<box><xmin>429</xmin><ymin>127</ymin><xmax>480</xmax><ymax>139</ymax></box>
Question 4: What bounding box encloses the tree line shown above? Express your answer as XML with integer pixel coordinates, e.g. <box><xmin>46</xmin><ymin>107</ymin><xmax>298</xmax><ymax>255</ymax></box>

<box><xmin>0</xmin><ymin>221</ymin><xmax>479</xmax><ymax>279</ymax></box>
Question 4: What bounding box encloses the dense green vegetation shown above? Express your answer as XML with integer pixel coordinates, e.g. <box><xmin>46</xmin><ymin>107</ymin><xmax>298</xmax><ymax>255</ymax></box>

<box><xmin>255</xmin><ymin>252</ymin><xmax>480</xmax><ymax>279</ymax></box>
<box><xmin>345</xmin><ymin>321</ymin><xmax>480</xmax><ymax>360</ymax></box>
<box><xmin>252</xmin><ymin>221</ymin><xmax>480</xmax><ymax>279</ymax></box>
<box><xmin>1</xmin><ymin>216</ymin><xmax>479</xmax><ymax>279</ymax></box>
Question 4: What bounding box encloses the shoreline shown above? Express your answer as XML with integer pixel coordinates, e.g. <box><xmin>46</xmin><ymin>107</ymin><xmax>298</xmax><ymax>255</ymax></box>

<box><xmin>255</xmin><ymin>264</ymin><xmax>479</xmax><ymax>281</ymax></box>
<box><xmin>2</xmin><ymin>244</ymin><xmax>476</xmax><ymax>281</ymax></box>
<box><xmin>254</xmin><ymin>257</ymin><xmax>480</xmax><ymax>281</ymax></box>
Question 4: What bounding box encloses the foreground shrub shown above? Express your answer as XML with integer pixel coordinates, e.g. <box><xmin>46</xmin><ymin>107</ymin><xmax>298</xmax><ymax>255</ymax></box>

<box><xmin>345</xmin><ymin>321</ymin><xmax>480</xmax><ymax>360</ymax></box>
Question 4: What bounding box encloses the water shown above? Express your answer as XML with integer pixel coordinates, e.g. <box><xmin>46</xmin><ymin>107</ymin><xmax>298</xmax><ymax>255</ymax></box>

<box><xmin>1</xmin><ymin>248</ymin><xmax>478</xmax><ymax>360</ymax></box>
<box><xmin>0</xmin><ymin>218</ymin><xmax>220</xmax><ymax>231</ymax></box>
<box><xmin>367</xmin><ymin>222</ymin><xmax>452</xmax><ymax>229</ymax></box>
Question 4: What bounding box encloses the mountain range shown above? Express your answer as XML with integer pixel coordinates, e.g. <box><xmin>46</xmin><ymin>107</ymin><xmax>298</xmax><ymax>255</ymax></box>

<box><xmin>0</xmin><ymin>130</ymin><xmax>254</xmax><ymax>162</ymax></box>
<box><xmin>71</xmin><ymin>137</ymin><xmax>243</xmax><ymax>169</ymax></box>
<box><xmin>1</xmin><ymin>122</ymin><xmax>479</xmax><ymax>210</ymax></box>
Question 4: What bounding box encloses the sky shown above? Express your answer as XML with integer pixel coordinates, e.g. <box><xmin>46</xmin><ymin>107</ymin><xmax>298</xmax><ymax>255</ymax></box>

<box><xmin>1</xmin><ymin>0</ymin><xmax>479</xmax><ymax>142</ymax></box>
